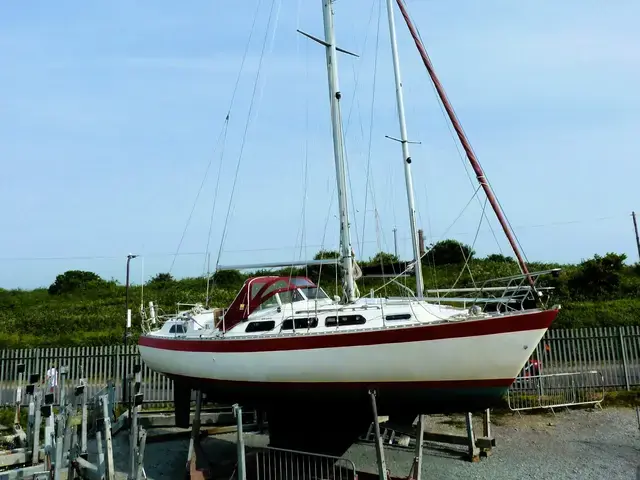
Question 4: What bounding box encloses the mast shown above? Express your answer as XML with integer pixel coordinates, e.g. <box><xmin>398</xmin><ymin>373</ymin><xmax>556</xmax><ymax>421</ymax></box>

<box><xmin>321</xmin><ymin>0</ymin><xmax>357</xmax><ymax>302</ymax></box>
<box><xmin>385</xmin><ymin>0</ymin><xmax>425</xmax><ymax>299</ymax></box>
<box><xmin>394</xmin><ymin>0</ymin><xmax>533</xmax><ymax>283</ymax></box>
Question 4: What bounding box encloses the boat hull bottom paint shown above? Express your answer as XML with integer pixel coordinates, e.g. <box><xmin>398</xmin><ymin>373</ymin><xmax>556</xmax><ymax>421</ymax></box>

<box><xmin>170</xmin><ymin>376</ymin><xmax>509</xmax><ymax>456</ymax></box>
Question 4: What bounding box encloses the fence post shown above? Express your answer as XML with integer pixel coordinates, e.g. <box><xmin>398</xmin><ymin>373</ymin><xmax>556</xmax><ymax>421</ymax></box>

<box><xmin>234</xmin><ymin>404</ymin><xmax>246</xmax><ymax>480</ymax></box>
<box><xmin>619</xmin><ymin>327</ymin><xmax>631</xmax><ymax>391</ymax></box>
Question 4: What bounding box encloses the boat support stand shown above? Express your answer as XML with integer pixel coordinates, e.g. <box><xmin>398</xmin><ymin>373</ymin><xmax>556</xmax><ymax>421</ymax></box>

<box><xmin>1</xmin><ymin>364</ymin><xmax>129</xmax><ymax>479</ymax></box>
<box><xmin>368</xmin><ymin>389</ymin><xmax>390</xmax><ymax>480</ymax></box>
<box><xmin>406</xmin><ymin>415</ymin><xmax>425</xmax><ymax>480</ymax></box>
<box><xmin>369</xmin><ymin>389</ymin><xmax>428</xmax><ymax>480</ymax></box>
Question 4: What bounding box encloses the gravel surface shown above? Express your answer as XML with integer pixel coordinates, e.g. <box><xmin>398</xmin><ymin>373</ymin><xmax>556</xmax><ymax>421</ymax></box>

<box><xmin>345</xmin><ymin>408</ymin><xmax>640</xmax><ymax>480</ymax></box>
<box><xmin>102</xmin><ymin>407</ymin><xmax>639</xmax><ymax>480</ymax></box>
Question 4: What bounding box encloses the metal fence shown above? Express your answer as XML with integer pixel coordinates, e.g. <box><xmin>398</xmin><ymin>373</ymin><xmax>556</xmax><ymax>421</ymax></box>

<box><xmin>249</xmin><ymin>447</ymin><xmax>357</xmax><ymax>480</ymax></box>
<box><xmin>527</xmin><ymin>326</ymin><xmax>640</xmax><ymax>389</ymax></box>
<box><xmin>0</xmin><ymin>346</ymin><xmax>173</xmax><ymax>406</ymax></box>
<box><xmin>1</xmin><ymin>326</ymin><xmax>639</xmax><ymax>406</ymax></box>
<box><xmin>507</xmin><ymin>370</ymin><xmax>606</xmax><ymax>411</ymax></box>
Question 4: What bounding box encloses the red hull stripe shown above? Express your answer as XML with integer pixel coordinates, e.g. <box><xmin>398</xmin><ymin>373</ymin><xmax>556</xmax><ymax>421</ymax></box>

<box><xmin>138</xmin><ymin>309</ymin><xmax>557</xmax><ymax>353</ymax></box>
<box><xmin>167</xmin><ymin>375</ymin><xmax>515</xmax><ymax>390</ymax></box>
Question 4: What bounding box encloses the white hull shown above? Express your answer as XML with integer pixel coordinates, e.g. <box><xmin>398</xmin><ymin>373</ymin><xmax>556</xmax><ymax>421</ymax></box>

<box><xmin>138</xmin><ymin>276</ymin><xmax>558</xmax><ymax>418</ymax></box>
<box><xmin>139</xmin><ymin>326</ymin><xmax>547</xmax><ymax>385</ymax></box>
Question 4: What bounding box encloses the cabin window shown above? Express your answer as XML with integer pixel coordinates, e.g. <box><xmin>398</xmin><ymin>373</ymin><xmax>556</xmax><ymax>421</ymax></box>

<box><xmin>325</xmin><ymin>315</ymin><xmax>366</xmax><ymax>327</ymax></box>
<box><xmin>257</xmin><ymin>295</ymin><xmax>279</xmax><ymax>310</ymax></box>
<box><xmin>278</xmin><ymin>290</ymin><xmax>305</xmax><ymax>305</ymax></box>
<box><xmin>245</xmin><ymin>321</ymin><xmax>276</xmax><ymax>333</ymax></box>
<box><xmin>281</xmin><ymin>317</ymin><xmax>319</xmax><ymax>330</ymax></box>
<box><xmin>290</xmin><ymin>277</ymin><xmax>315</xmax><ymax>288</ymax></box>
<box><xmin>169</xmin><ymin>324</ymin><xmax>186</xmax><ymax>334</ymax></box>
<box><xmin>299</xmin><ymin>287</ymin><xmax>329</xmax><ymax>300</ymax></box>
<box><xmin>250</xmin><ymin>282</ymin><xmax>264</xmax><ymax>300</ymax></box>
<box><xmin>385</xmin><ymin>314</ymin><xmax>412</xmax><ymax>321</ymax></box>
<box><xmin>263</xmin><ymin>280</ymin><xmax>290</xmax><ymax>297</ymax></box>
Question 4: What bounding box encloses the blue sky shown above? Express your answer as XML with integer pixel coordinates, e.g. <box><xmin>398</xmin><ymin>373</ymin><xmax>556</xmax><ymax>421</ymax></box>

<box><xmin>1</xmin><ymin>0</ymin><xmax>638</xmax><ymax>290</ymax></box>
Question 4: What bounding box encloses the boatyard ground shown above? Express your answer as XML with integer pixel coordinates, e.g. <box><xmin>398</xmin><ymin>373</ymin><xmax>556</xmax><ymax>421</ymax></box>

<box><xmin>98</xmin><ymin>407</ymin><xmax>639</xmax><ymax>480</ymax></box>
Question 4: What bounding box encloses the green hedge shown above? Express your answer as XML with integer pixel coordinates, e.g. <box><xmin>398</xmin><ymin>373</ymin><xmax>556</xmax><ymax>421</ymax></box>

<box><xmin>553</xmin><ymin>298</ymin><xmax>640</xmax><ymax>329</ymax></box>
<box><xmin>1</xmin><ymin>252</ymin><xmax>639</xmax><ymax>348</ymax></box>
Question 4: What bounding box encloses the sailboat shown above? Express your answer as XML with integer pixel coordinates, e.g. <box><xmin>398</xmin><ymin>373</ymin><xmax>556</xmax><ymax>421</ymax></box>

<box><xmin>138</xmin><ymin>0</ymin><xmax>560</xmax><ymax>455</ymax></box>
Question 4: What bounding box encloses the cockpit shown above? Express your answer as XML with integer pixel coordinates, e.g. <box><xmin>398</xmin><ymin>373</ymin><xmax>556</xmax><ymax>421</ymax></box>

<box><xmin>222</xmin><ymin>276</ymin><xmax>333</xmax><ymax>332</ymax></box>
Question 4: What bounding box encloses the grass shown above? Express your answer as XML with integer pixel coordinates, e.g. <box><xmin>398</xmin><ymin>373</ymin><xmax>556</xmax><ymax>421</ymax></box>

<box><xmin>438</xmin><ymin>418</ymin><xmax>467</xmax><ymax>428</ymax></box>
<box><xmin>1</xmin><ymin>253</ymin><xmax>640</xmax><ymax>348</ymax></box>
<box><xmin>601</xmin><ymin>388</ymin><xmax>639</xmax><ymax>407</ymax></box>
<box><xmin>0</xmin><ymin>408</ymin><xmax>27</xmax><ymax>451</ymax></box>
<box><xmin>0</xmin><ymin>407</ymin><xmax>22</xmax><ymax>429</ymax></box>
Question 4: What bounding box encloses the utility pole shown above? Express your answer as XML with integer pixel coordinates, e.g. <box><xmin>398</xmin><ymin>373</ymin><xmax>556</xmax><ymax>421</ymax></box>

<box><xmin>393</xmin><ymin>228</ymin><xmax>399</xmax><ymax>258</ymax></box>
<box><xmin>123</xmin><ymin>253</ymin><xmax>137</xmax><ymax>426</ymax></box>
<box><xmin>632</xmin><ymin>211</ymin><xmax>640</xmax><ymax>261</ymax></box>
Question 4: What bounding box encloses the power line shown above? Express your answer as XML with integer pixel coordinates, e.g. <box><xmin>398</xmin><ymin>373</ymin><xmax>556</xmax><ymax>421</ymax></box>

<box><xmin>0</xmin><ymin>252</ymin><xmax>208</xmax><ymax>262</ymax></box>
<box><xmin>0</xmin><ymin>213</ymin><xmax>630</xmax><ymax>263</ymax></box>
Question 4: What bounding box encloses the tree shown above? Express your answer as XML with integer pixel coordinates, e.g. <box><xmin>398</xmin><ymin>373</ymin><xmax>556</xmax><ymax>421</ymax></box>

<box><xmin>0</xmin><ymin>288</ymin><xmax>17</xmax><ymax>310</ymax></box>
<box><xmin>147</xmin><ymin>273</ymin><xmax>175</xmax><ymax>288</ymax></box>
<box><xmin>212</xmin><ymin>269</ymin><xmax>244</xmax><ymax>288</ymax></box>
<box><xmin>424</xmin><ymin>239</ymin><xmax>475</xmax><ymax>266</ymax></box>
<box><xmin>48</xmin><ymin>270</ymin><xmax>107</xmax><ymax>295</ymax></box>
<box><xmin>568</xmin><ymin>253</ymin><xmax>627</xmax><ymax>299</ymax></box>
<box><xmin>313</xmin><ymin>250</ymin><xmax>340</xmax><ymax>260</ymax></box>
<box><xmin>308</xmin><ymin>250</ymin><xmax>341</xmax><ymax>284</ymax></box>
<box><xmin>368</xmin><ymin>251</ymin><xmax>400</xmax><ymax>266</ymax></box>
<box><xmin>485</xmin><ymin>253</ymin><xmax>516</xmax><ymax>263</ymax></box>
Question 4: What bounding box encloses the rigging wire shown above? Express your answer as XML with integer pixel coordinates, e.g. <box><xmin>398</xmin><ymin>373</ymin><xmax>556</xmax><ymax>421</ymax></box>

<box><xmin>247</xmin><ymin>0</ymin><xmax>283</xmax><ymax>128</ymax></box>
<box><xmin>427</xmin><ymin>75</ymin><xmax>507</xmax><ymax>257</ymax></box>
<box><xmin>315</xmin><ymin>181</ymin><xmax>338</xmax><ymax>296</ymax></box>
<box><xmin>343</xmin><ymin>136</ymin><xmax>362</xmax><ymax>257</ymax></box>
<box><xmin>336</xmin><ymin>98</ymin><xmax>360</xmax><ymax>267</ymax></box>
<box><xmin>204</xmin><ymin>0</ymin><xmax>271</xmax><ymax>288</ymax></box>
<box><xmin>226</xmin><ymin>0</ymin><xmax>270</xmax><ymax>120</ymax></box>
<box><xmin>202</xmin><ymin>118</ymin><xmax>230</xmax><ymax>276</ymax></box>
<box><xmin>446</xmin><ymin>196</ymin><xmax>489</xmax><ymax>295</ymax></box>
<box><xmin>398</xmin><ymin>3</ymin><xmax>508</xmax><ymax>258</ymax></box>
<box><xmin>342</xmin><ymin>3</ymin><xmax>378</xmax><ymax>260</ymax></box>
<box><xmin>386</xmin><ymin>158</ymin><xmax>403</xmax><ymax>278</ymax></box>
<box><xmin>295</xmin><ymin>0</ymin><xmax>310</xmax><ymax>271</ymax></box>
<box><xmin>374</xmin><ymin>209</ymin><xmax>391</xmax><ymax>297</ymax></box>
<box><xmin>360</xmin><ymin>0</ymin><xmax>383</xmax><ymax>260</ymax></box>
<box><xmin>215</xmin><ymin>0</ymin><xmax>279</xmax><ymax>274</ymax></box>
<box><xmin>342</xmin><ymin>0</ymin><xmax>378</xmax><ymax>137</ymax></box>
<box><xmin>168</xmin><ymin>0</ymin><xmax>267</xmax><ymax>275</ymax></box>
<box><xmin>433</xmin><ymin>186</ymin><xmax>482</xmax><ymax>243</ymax></box>
<box><xmin>167</xmin><ymin>119</ymin><xmax>231</xmax><ymax>275</ymax></box>
<box><xmin>382</xmin><ymin>163</ymin><xmax>402</xmax><ymax>270</ymax></box>
<box><xmin>371</xmin><ymin>185</ymin><xmax>482</xmax><ymax>295</ymax></box>
<box><xmin>203</xmin><ymin>121</ymin><xmax>230</xmax><ymax>305</ymax></box>
<box><xmin>415</xmin><ymin>148</ymin><xmax>440</xmax><ymax>294</ymax></box>
<box><xmin>339</xmin><ymin>0</ymin><xmax>377</xmax><ymax>259</ymax></box>
<box><xmin>365</xmin><ymin>0</ymin><xmax>404</xmax><ymax>286</ymax></box>
<box><xmin>0</xmin><ymin>210</ymin><xmax>627</xmax><ymax>263</ymax></box>
<box><xmin>0</xmin><ymin>209</ymin><xmax>628</xmax><ymax>265</ymax></box>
